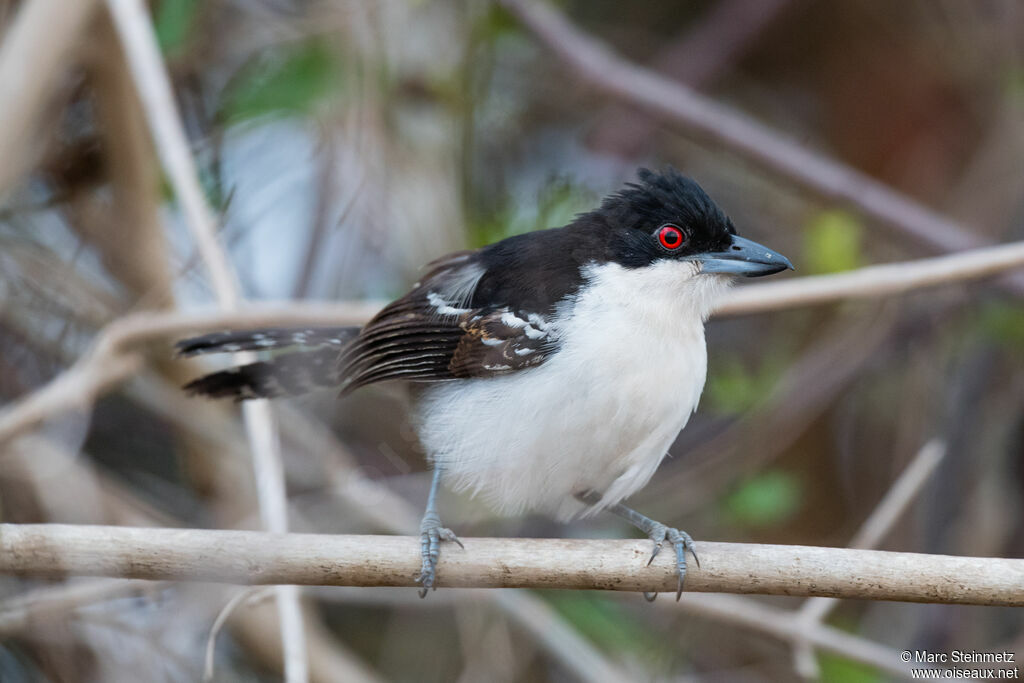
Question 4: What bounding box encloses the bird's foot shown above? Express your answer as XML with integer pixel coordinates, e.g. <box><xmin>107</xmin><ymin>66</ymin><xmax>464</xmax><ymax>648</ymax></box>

<box><xmin>415</xmin><ymin>513</ymin><xmax>463</xmax><ymax>598</ymax></box>
<box><xmin>643</xmin><ymin>523</ymin><xmax>699</xmax><ymax>602</ymax></box>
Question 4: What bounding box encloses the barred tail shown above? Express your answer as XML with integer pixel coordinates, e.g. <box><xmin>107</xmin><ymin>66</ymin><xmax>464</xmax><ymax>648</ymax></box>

<box><xmin>175</xmin><ymin>326</ymin><xmax>359</xmax><ymax>357</ymax></box>
<box><xmin>179</xmin><ymin>326</ymin><xmax>359</xmax><ymax>400</ymax></box>
<box><xmin>183</xmin><ymin>347</ymin><xmax>342</xmax><ymax>400</ymax></box>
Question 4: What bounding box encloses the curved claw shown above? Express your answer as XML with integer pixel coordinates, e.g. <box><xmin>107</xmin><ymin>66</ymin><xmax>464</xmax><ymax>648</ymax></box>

<box><xmin>439</xmin><ymin>528</ymin><xmax>465</xmax><ymax>549</ymax></box>
<box><xmin>644</xmin><ymin>526</ymin><xmax>698</xmax><ymax>602</ymax></box>
<box><xmin>646</xmin><ymin>542</ymin><xmax>663</xmax><ymax>567</ymax></box>
<box><xmin>665</xmin><ymin>528</ymin><xmax>696</xmax><ymax>602</ymax></box>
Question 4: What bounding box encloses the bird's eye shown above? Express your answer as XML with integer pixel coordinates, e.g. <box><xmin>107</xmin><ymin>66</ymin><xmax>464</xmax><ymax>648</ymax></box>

<box><xmin>657</xmin><ymin>224</ymin><xmax>685</xmax><ymax>251</ymax></box>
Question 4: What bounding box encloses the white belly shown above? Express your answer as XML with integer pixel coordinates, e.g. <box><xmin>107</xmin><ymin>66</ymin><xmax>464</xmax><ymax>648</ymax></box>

<box><xmin>413</xmin><ymin>261</ymin><xmax>727</xmax><ymax>520</ymax></box>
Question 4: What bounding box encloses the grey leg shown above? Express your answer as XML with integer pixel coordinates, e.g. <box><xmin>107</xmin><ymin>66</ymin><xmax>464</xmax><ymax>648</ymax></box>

<box><xmin>576</xmin><ymin>491</ymin><xmax>698</xmax><ymax>601</ymax></box>
<box><xmin>415</xmin><ymin>467</ymin><xmax>463</xmax><ymax>598</ymax></box>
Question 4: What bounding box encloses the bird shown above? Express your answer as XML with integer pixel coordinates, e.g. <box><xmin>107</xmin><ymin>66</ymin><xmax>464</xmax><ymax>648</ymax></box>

<box><xmin>177</xmin><ymin>167</ymin><xmax>793</xmax><ymax>600</ymax></box>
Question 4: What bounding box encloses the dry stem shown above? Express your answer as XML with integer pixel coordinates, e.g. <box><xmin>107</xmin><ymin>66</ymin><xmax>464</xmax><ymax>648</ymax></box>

<box><xmin>1</xmin><ymin>525</ymin><xmax>1021</xmax><ymax>606</ymax></box>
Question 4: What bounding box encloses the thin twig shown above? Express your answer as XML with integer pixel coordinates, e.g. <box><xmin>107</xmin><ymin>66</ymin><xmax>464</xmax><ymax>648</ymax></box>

<box><xmin>715</xmin><ymin>240</ymin><xmax>1024</xmax><ymax>316</ymax></box>
<box><xmin>499</xmin><ymin>0</ymin><xmax>1024</xmax><ymax>294</ymax></box>
<box><xmin>204</xmin><ymin>588</ymin><xmax>275</xmax><ymax>682</ymax></box>
<box><xmin>846</xmin><ymin>440</ymin><xmax>947</xmax><ymax>551</ymax></box>
<box><xmin>672</xmin><ymin>594</ymin><xmax>918</xmax><ymax>679</ymax></box>
<box><xmin>104</xmin><ymin>0</ymin><xmax>237</xmax><ymax>306</ymax></box>
<box><xmin>103</xmin><ymin>0</ymin><xmax>307</xmax><ymax>678</ymax></box>
<box><xmin>589</xmin><ymin>0</ymin><xmax>793</xmax><ymax>156</ymax></box>
<box><xmin>791</xmin><ymin>440</ymin><xmax>947</xmax><ymax>678</ymax></box>
<box><xmin>1</xmin><ymin>524</ymin><xmax>1021</xmax><ymax>606</ymax></box>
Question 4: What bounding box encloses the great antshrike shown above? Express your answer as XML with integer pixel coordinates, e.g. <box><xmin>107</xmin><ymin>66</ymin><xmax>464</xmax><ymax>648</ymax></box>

<box><xmin>179</xmin><ymin>168</ymin><xmax>792</xmax><ymax>599</ymax></box>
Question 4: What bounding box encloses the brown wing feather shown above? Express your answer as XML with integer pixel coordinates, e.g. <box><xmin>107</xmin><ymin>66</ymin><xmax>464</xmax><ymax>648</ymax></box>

<box><xmin>335</xmin><ymin>254</ymin><xmax>557</xmax><ymax>393</ymax></box>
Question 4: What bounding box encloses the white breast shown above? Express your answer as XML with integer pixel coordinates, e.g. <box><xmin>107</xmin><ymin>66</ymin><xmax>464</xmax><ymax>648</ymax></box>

<box><xmin>414</xmin><ymin>261</ymin><xmax>730</xmax><ymax>520</ymax></box>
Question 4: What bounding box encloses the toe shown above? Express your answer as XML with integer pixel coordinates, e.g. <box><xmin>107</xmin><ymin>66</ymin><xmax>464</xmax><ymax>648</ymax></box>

<box><xmin>416</xmin><ymin>523</ymin><xmax>461</xmax><ymax>598</ymax></box>
<box><xmin>438</xmin><ymin>527</ymin><xmax>464</xmax><ymax>549</ymax></box>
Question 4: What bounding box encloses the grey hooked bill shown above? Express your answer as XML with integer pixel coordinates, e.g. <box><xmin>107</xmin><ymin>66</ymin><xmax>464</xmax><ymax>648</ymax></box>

<box><xmin>698</xmin><ymin>235</ymin><xmax>794</xmax><ymax>277</ymax></box>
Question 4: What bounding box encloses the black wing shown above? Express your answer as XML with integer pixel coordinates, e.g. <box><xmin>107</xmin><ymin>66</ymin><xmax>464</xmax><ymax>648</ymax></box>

<box><xmin>336</xmin><ymin>251</ymin><xmax>558</xmax><ymax>394</ymax></box>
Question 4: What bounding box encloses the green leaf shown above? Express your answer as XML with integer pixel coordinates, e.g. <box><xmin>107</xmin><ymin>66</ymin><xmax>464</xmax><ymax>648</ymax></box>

<box><xmin>979</xmin><ymin>302</ymin><xmax>1024</xmax><ymax>349</ymax></box>
<box><xmin>817</xmin><ymin>652</ymin><xmax>885</xmax><ymax>683</ymax></box>
<box><xmin>477</xmin><ymin>4</ymin><xmax>520</xmax><ymax>41</ymax></box>
<box><xmin>467</xmin><ymin>177</ymin><xmax>595</xmax><ymax>247</ymax></box>
<box><xmin>1006</xmin><ymin>68</ymin><xmax>1024</xmax><ymax>107</ymax></box>
<box><xmin>221</xmin><ymin>40</ymin><xmax>344</xmax><ymax>124</ymax></box>
<box><xmin>546</xmin><ymin>593</ymin><xmax>666</xmax><ymax>657</ymax></box>
<box><xmin>154</xmin><ymin>0</ymin><xmax>199</xmax><ymax>56</ymax></box>
<box><xmin>725</xmin><ymin>470</ymin><xmax>802</xmax><ymax>528</ymax></box>
<box><xmin>705</xmin><ymin>355</ymin><xmax>782</xmax><ymax>415</ymax></box>
<box><xmin>803</xmin><ymin>209</ymin><xmax>863</xmax><ymax>274</ymax></box>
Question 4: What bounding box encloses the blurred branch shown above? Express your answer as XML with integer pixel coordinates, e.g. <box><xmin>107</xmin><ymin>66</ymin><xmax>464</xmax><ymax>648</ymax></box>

<box><xmin>589</xmin><ymin>0</ymin><xmax>793</xmax><ymax>157</ymax></box>
<box><xmin>321</xmin><ymin>586</ymin><xmax>917</xmax><ymax>681</ymax></box>
<box><xmin>0</xmin><ymin>319</ymin><xmax>626</xmax><ymax>682</ymax></box>
<box><xmin>2</xmin><ymin>524</ymin><xmax>1022</xmax><ymax>606</ymax></box>
<box><xmin>846</xmin><ymin>440</ymin><xmax>946</xmax><ymax>551</ymax></box>
<box><xmin>104</xmin><ymin>0</ymin><xmax>307</xmax><ymax>678</ymax></box>
<box><xmin>0</xmin><ymin>302</ymin><xmax>371</xmax><ymax>443</ymax></box>
<box><xmin>0</xmin><ymin>350</ymin><xmax>142</xmax><ymax>446</ymax></box>
<box><xmin>0</xmin><ymin>579</ymin><xmax>158</xmax><ymax>638</ymax></box>
<box><xmin>0</xmin><ymin>0</ymin><xmax>99</xmax><ymax>197</ymax></box>
<box><xmin>715</xmin><ymin>239</ymin><xmax>1024</xmax><ymax>316</ymax></box>
<box><xmin>499</xmin><ymin>0</ymin><xmax>1024</xmax><ymax>294</ymax></box>
<box><xmin>104</xmin><ymin>0</ymin><xmax>237</xmax><ymax>306</ymax></box>
<box><xmin>2</xmin><ymin>236</ymin><xmax>1021</xmax><ymax>445</ymax></box>
<box><xmin>672</xmin><ymin>594</ymin><xmax>918</xmax><ymax>680</ymax></box>
<box><xmin>792</xmin><ymin>440</ymin><xmax>947</xmax><ymax>679</ymax></box>
<box><xmin>0</xmin><ymin>429</ymin><xmax>382</xmax><ymax>683</ymax></box>
<box><xmin>641</xmin><ymin>306</ymin><xmax>895</xmax><ymax>517</ymax></box>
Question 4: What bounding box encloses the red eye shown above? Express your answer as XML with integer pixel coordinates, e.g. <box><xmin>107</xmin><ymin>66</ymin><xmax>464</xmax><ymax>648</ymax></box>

<box><xmin>657</xmin><ymin>224</ymin><xmax>685</xmax><ymax>250</ymax></box>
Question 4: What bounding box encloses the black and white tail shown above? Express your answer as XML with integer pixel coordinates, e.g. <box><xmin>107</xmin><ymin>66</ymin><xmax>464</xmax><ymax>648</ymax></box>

<box><xmin>178</xmin><ymin>326</ymin><xmax>359</xmax><ymax>401</ymax></box>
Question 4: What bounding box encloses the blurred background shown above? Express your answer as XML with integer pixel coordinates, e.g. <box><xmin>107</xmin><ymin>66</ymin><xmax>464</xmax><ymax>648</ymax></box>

<box><xmin>1</xmin><ymin>0</ymin><xmax>1023</xmax><ymax>681</ymax></box>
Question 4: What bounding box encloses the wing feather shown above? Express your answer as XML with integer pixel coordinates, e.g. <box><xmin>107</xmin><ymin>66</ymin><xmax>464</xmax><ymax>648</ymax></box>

<box><xmin>335</xmin><ymin>254</ymin><xmax>558</xmax><ymax>393</ymax></box>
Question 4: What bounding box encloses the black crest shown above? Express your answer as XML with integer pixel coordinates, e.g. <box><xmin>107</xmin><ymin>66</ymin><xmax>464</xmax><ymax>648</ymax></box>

<box><xmin>594</xmin><ymin>167</ymin><xmax>735</xmax><ymax>236</ymax></box>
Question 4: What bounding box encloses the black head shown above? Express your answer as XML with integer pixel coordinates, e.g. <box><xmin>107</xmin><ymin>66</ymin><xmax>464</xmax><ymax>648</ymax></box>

<box><xmin>580</xmin><ymin>168</ymin><xmax>792</xmax><ymax>277</ymax></box>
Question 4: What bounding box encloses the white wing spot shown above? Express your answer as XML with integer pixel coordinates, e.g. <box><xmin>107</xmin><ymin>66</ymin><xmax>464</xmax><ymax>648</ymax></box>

<box><xmin>526</xmin><ymin>313</ymin><xmax>548</xmax><ymax>330</ymax></box>
<box><xmin>427</xmin><ymin>291</ymin><xmax>470</xmax><ymax>316</ymax></box>
<box><xmin>500</xmin><ymin>311</ymin><xmax>528</xmax><ymax>328</ymax></box>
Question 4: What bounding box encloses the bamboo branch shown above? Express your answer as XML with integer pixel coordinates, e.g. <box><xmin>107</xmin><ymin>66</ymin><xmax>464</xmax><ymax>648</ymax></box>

<box><xmin>1</xmin><ymin>525</ymin><xmax>1021</xmax><ymax>606</ymax></box>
